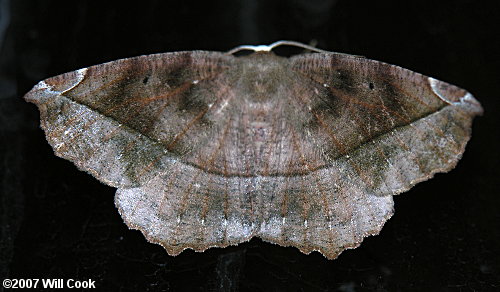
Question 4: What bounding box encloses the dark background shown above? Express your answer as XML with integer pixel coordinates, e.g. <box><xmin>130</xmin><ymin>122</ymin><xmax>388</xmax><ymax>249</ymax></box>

<box><xmin>1</xmin><ymin>0</ymin><xmax>499</xmax><ymax>291</ymax></box>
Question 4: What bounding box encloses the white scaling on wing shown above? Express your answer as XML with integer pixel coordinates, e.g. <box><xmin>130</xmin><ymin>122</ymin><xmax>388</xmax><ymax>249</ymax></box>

<box><xmin>61</xmin><ymin>68</ymin><xmax>87</xmax><ymax>94</ymax></box>
<box><xmin>460</xmin><ymin>92</ymin><xmax>475</xmax><ymax>104</ymax></box>
<box><xmin>34</xmin><ymin>80</ymin><xmax>60</xmax><ymax>96</ymax></box>
<box><xmin>428</xmin><ymin>77</ymin><xmax>471</xmax><ymax>106</ymax></box>
<box><xmin>54</xmin><ymin>142</ymin><xmax>65</xmax><ymax>151</ymax></box>
<box><xmin>216</xmin><ymin>99</ymin><xmax>230</xmax><ymax>114</ymax></box>
<box><xmin>35</xmin><ymin>80</ymin><xmax>50</xmax><ymax>90</ymax></box>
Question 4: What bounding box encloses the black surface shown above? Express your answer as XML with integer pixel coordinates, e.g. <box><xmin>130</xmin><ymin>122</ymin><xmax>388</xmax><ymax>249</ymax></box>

<box><xmin>1</xmin><ymin>0</ymin><xmax>499</xmax><ymax>291</ymax></box>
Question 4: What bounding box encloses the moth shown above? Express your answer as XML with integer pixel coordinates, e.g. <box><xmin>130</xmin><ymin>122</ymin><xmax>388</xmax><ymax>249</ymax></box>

<box><xmin>24</xmin><ymin>41</ymin><xmax>482</xmax><ymax>259</ymax></box>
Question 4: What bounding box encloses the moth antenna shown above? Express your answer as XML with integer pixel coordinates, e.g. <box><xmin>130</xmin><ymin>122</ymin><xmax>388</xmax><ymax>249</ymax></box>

<box><xmin>226</xmin><ymin>40</ymin><xmax>364</xmax><ymax>58</ymax></box>
<box><xmin>226</xmin><ymin>40</ymin><xmax>329</xmax><ymax>55</ymax></box>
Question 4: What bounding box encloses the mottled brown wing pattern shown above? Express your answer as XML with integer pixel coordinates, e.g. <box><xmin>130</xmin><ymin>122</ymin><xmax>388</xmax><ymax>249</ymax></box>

<box><xmin>24</xmin><ymin>51</ymin><xmax>234</xmax><ymax>187</ymax></box>
<box><xmin>290</xmin><ymin>53</ymin><xmax>483</xmax><ymax>195</ymax></box>
<box><xmin>116</xmin><ymin>52</ymin><xmax>482</xmax><ymax>259</ymax></box>
<box><xmin>25</xmin><ymin>48</ymin><xmax>482</xmax><ymax>260</ymax></box>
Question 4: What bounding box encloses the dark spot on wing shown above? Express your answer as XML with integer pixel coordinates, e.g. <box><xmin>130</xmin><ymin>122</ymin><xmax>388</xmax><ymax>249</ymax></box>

<box><xmin>73</xmin><ymin>57</ymin><xmax>150</xmax><ymax>125</ymax></box>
